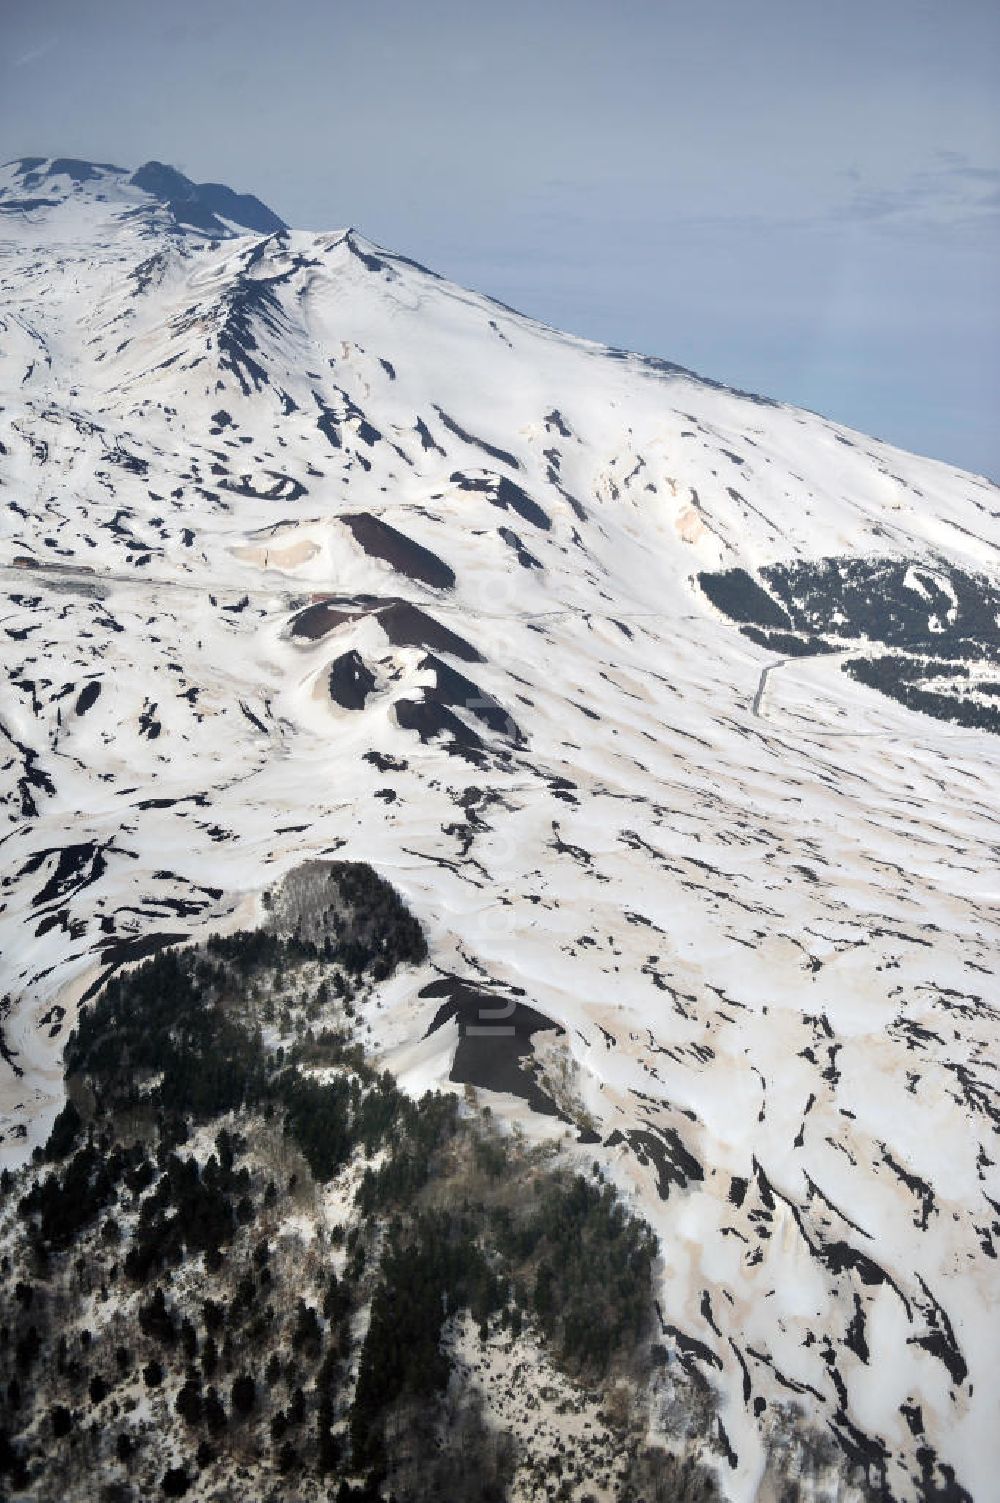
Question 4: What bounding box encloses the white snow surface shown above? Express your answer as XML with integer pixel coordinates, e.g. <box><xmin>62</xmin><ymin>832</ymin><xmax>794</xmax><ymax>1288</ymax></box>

<box><xmin>1</xmin><ymin>158</ymin><xmax>998</xmax><ymax>1501</ymax></box>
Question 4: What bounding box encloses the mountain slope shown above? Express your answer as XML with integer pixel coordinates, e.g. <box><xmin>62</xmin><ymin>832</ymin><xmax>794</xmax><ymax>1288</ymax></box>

<box><xmin>1</xmin><ymin>158</ymin><xmax>998</xmax><ymax>1502</ymax></box>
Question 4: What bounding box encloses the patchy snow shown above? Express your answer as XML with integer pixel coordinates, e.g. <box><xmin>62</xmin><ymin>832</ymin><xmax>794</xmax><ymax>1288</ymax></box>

<box><xmin>0</xmin><ymin>157</ymin><xmax>998</xmax><ymax>1502</ymax></box>
<box><xmin>445</xmin><ymin>1310</ymin><xmax>631</xmax><ymax>1502</ymax></box>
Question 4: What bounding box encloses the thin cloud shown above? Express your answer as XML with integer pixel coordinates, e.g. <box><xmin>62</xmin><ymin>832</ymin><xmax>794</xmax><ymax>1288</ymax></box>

<box><xmin>838</xmin><ymin>160</ymin><xmax>1000</xmax><ymax>235</ymax></box>
<box><xmin>11</xmin><ymin>38</ymin><xmax>59</xmax><ymax>70</ymax></box>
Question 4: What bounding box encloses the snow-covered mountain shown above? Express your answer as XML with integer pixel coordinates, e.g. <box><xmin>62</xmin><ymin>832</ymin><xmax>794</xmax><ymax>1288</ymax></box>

<box><xmin>1</xmin><ymin>157</ymin><xmax>998</xmax><ymax>1501</ymax></box>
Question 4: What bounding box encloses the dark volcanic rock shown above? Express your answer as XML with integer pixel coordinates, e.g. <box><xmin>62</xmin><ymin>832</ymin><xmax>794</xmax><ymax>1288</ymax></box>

<box><xmin>421</xmin><ymin>976</ymin><xmax>564</xmax><ymax>1115</ymax></box>
<box><xmin>130</xmin><ymin>161</ymin><xmax>286</xmax><ymax>235</ymax></box>
<box><xmin>378</xmin><ymin>602</ymin><xmax>483</xmax><ymax>662</ymax></box>
<box><xmin>328</xmin><ymin>650</ymin><xmax>376</xmax><ymax>711</ymax></box>
<box><xmin>341</xmin><ymin>513</ymin><xmax>455</xmax><ymax>590</ymax></box>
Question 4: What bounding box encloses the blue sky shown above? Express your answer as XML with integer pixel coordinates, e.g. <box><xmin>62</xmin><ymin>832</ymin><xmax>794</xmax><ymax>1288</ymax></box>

<box><xmin>3</xmin><ymin>0</ymin><xmax>998</xmax><ymax>478</ymax></box>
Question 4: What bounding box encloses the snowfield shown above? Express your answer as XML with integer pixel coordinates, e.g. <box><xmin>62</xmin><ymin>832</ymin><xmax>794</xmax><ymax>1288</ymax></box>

<box><xmin>1</xmin><ymin>156</ymin><xmax>998</xmax><ymax>1501</ymax></box>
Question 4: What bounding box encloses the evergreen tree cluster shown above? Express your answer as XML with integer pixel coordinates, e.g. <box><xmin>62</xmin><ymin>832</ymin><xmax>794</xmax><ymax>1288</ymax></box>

<box><xmin>0</xmin><ymin>863</ymin><xmax>669</xmax><ymax>1502</ymax></box>
<box><xmin>62</xmin><ymin>870</ymin><xmax>435</xmax><ymax>1192</ymax></box>
<box><xmin>65</xmin><ymin>944</ymin><xmax>271</xmax><ymax>1121</ymax></box>
<box><xmin>503</xmin><ymin>1174</ymin><xmax>658</xmax><ymax>1371</ymax></box>
<box><xmin>322</xmin><ymin>861</ymin><xmax>428</xmax><ymax>980</ymax></box>
<box><xmin>267</xmin><ymin>860</ymin><xmax>428</xmax><ymax>980</ymax></box>
<box><xmin>351</xmin><ymin>1213</ymin><xmax>504</xmax><ymax>1467</ymax></box>
<box><xmin>844</xmin><ymin>654</ymin><xmax>1000</xmax><ymax>734</ymax></box>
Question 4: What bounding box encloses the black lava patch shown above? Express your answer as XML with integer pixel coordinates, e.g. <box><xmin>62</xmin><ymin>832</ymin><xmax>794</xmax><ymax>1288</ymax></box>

<box><xmin>421</xmin><ymin>976</ymin><xmax>564</xmax><ymax>1116</ymax></box>
<box><xmin>378</xmin><ymin>602</ymin><xmax>483</xmax><ymax>662</ymax></box>
<box><xmin>433</xmin><ymin>408</ymin><xmax>520</xmax><ymax>470</ymax></box>
<box><xmin>416</xmin><ymin>654</ymin><xmax>523</xmax><ymax>743</ymax></box>
<box><xmin>619</xmin><ymin>1126</ymin><xmax>703</xmax><ymax>1200</ymax></box>
<box><xmin>341</xmin><ymin>513</ymin><xmax>455</xmax><ymax>590</ymax></box>
<box><xmin>394</xmin><ymin>660</ymin><xmax>519</xmax><ymax>763</ymax></box>
<box><xmin>289</xmin><ymin>597</ymin><xmax>481</xmax><ymax>661</ymax></box>
<box><xmin>289</xmin><ymin>602</ymin><xmax>358</xmax><ymax>640</ymax></box>
<box><xmin>498</xmin><ymin>526</ymin><xmax>543</xmax><ymax>570</ymax></box>
<box><xmin>328</xmin><ymin>651</ymin><xmax>377</xmax><ymax>711</ymax></box>
<box><xmin>394</xmin><ymin>699</ymin><xmax>487</xmax><ymax>764</ymax></box>
<box><xmin>75</xmin><ymin>681</ymin><xmax>101</xmax><ymax>716</ymax></box>
<box><xmin>451</xmin><ymin>471</ymin><xmax>551</xmax><ymax>532</ymax></box>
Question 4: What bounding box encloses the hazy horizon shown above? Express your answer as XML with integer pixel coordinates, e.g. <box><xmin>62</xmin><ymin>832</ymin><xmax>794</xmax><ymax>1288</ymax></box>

<box><xmin>2</xmin><ymin>0</ymin><xmax>998</xmax><ymax>479</ymax></box>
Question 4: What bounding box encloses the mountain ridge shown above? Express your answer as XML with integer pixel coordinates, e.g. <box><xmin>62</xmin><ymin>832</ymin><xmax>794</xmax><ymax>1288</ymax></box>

<box><xmin>0</xmin><ymin>153</ymin><xmax>287</xmax><ymax>238</ymax></box>
<box><xmin>0</xmin><ymin>156</ymin><xmax>997</xmax><ymax>1503</ymax></box>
